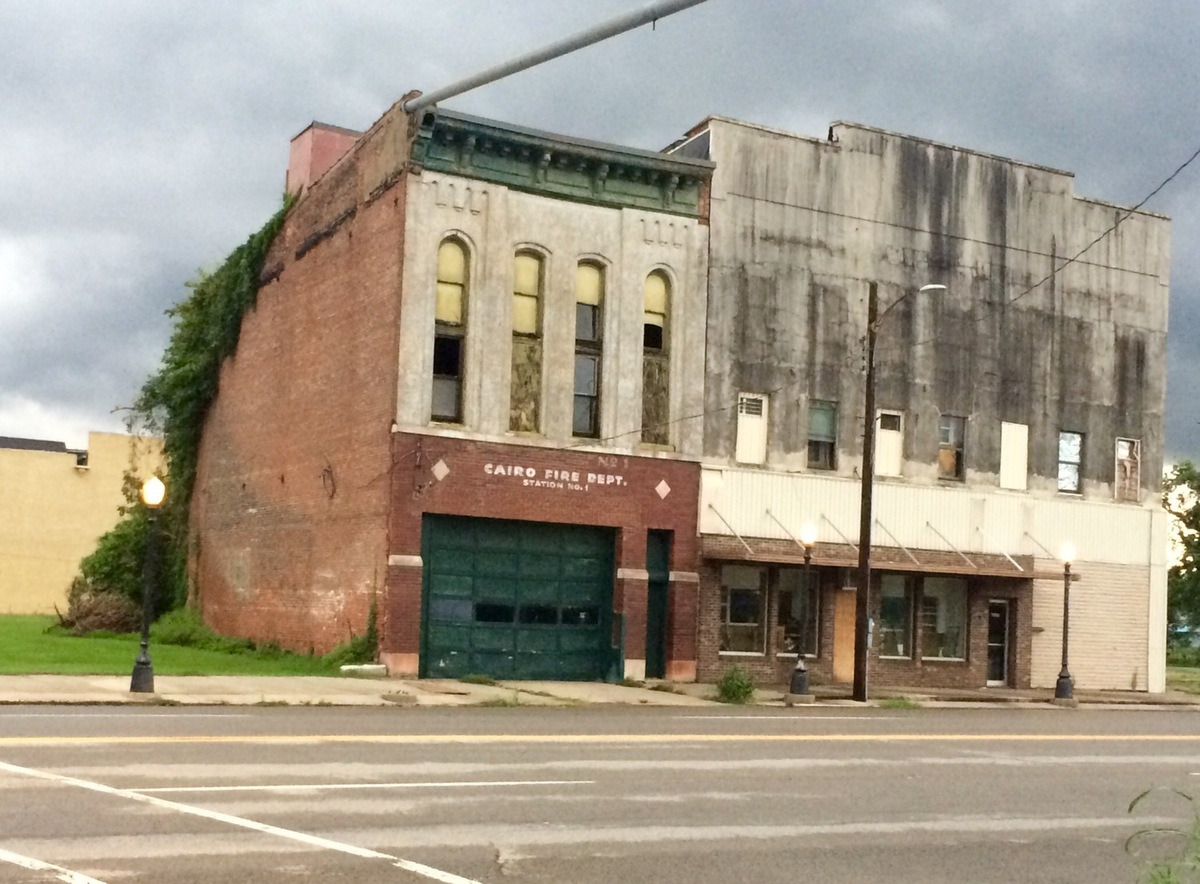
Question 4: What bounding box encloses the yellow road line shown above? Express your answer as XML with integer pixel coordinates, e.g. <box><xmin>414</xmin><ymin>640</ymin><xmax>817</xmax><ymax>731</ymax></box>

<box><xmin>1</xmin><ymin>732</ymin><xmax>1199</xmax><ymax>747</ymax></box>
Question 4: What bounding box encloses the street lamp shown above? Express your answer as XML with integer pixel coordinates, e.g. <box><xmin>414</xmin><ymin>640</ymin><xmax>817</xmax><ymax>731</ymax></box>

<box><xmin>1054</xmin><ymin>543</ymin><xmax>1076</xmax><ymax>702</ymax></box>
<box><xmin>789</xmin><ymin>522</ymin><xmax>818</xmax><ymax>699</ymax></box>
<box><xmin>852</xmin><ymin>282</ymin><xmax>946</xmax><ymax>703</ymax></box>
<box><xmin>130</xmin><ymin>475</ymin><xmax>166</xmax><ymax>694</ymax></box>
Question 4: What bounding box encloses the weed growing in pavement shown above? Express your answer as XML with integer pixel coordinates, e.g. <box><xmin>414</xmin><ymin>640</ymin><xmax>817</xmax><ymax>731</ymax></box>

<box><xmin>715</xmin><ymin>666</ymin><xmax>755</xmax><ymax>704</ymax></box>
<box><xmin>1127</xmin><ymin>788</ymin><xmax>1200</xmax><ymax>882</ymax></box>
<box><xmin>460</xmin><ymin>673</ymin><xmax>498</xmax><ymax>686</ymax></box>
<box><xmin>648</xmin><ymin>682</ymin><xmax>683</xmax><ymax>694</ymax></box>
<box><xmin>478</xmin><ymin>693</ymin><xmax>522</xmax><ymax>708</ymax></box>
<box><xmin>878</xmin><ymin>697</ymin><xmax>922</xmax><ymax>710</ymax></box>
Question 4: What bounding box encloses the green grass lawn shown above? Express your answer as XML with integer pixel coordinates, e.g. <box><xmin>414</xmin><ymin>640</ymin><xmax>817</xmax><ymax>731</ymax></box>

<box><xmin>0</xmin><ymin>616</ymin><xmax>340</xmax><ymax>677</ymax></box>
<box><xmin>1166</xmin><ymin>666</ymin><xmax>1200</xmax><ymax>695</ymax></box>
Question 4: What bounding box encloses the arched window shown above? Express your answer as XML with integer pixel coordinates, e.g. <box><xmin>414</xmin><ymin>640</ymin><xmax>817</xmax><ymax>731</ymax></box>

<box><xmin>641</xmin><ymin>270</ymin><xmax>671</xmax><ymax>445</ymax></box>
<box><xmin>510</xmin><ymin>250</ymin><xmax>544</xmax><ymax>432</ymax></box>
<box><xmin>573</xmin><ymin>262</ymin><xmax>604</xmax><ymax>437</ymax></box>
<box><xmin>432</xmin><ymin>238</ymin><xmax>467</xmax><ymax>423</ymax></box>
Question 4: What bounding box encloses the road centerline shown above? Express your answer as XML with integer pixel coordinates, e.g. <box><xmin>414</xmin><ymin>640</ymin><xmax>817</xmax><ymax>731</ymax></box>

<box><xmin>137</xmin><ymin>779</ymin><xmax>595</xmax><ymax>794</ymax></box>
<box><xmin>2</xmin><ymin>732</ymin><xmax>1199</xmax><ymax>748</ymax></box>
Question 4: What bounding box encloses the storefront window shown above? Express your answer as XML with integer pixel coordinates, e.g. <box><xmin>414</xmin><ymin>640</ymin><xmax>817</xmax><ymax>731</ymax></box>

<box><xmin>777</xmin><ymin>568</ymin><xmax>818</xmax><ymax>655</ymax></box>
<box><xmin>921</xmin><ymin>577</ymin><xmax>968</xmax><ymax>659</ymax></box>
<box><xmin>720</xmin><ymin>564</ymin><xmax>765</xmax><ymax>653</ymax></box>
<box><xmin>878</xmin><ymin>574</ymin><xmax>912</xmax><ymax>658</ymax></box>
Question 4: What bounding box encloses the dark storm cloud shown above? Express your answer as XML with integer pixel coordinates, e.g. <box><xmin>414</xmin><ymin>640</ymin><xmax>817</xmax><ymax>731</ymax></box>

<box><xmin>0</xmin><ymin>0</ymin><xmax>1196</xmax><ymax>459</ymax></box>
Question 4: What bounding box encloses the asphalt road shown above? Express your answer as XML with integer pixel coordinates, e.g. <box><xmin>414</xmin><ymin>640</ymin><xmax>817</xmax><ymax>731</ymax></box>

<box><xmin>1</xmin><ymin>705</ymin><xmax>1198</xmax><ymax>883</ymax></box>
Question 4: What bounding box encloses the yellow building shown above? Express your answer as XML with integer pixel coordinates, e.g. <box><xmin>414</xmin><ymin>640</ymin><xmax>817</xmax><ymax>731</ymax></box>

<box><xmin>0</xmin><ymin>432</ymin><xmax>163</xmax><ymax>615</ymax></box>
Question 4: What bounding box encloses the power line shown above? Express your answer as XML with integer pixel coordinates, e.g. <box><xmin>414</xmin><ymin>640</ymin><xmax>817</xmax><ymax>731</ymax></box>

<box><xmin>1006</xmin><ymin>140</ymin><xmax>1200</xmax><ymax>308</ymax></box>
<box><xmin>573</xmin><ymin>138</ymin><xmax>1200</xmax><ymax>451</ymax></box>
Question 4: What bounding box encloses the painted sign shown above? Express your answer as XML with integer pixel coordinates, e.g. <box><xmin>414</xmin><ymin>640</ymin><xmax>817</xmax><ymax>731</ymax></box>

<box><xmin>483</xmin><ymin>462</ymin><xmax>627</xmax><ymax>492</ymax></box>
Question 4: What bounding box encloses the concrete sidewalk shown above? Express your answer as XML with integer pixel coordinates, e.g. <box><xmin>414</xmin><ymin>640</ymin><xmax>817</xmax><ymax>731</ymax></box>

<box><xmin>0</xmin><ymin>674</ymin><xmax>1196</xmax><ymax>709</ymax></box>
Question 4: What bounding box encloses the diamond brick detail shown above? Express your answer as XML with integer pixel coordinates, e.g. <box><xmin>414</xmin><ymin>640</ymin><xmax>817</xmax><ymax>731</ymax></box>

<box><xmin>431</xmin><ymin>459</ymin><xmax>450</xmax><ymax>481</ymax></box>
<box><xmin>655</xmin><ymin>479</ymin><xmax>671</xmax><ymax>499</ymax></box>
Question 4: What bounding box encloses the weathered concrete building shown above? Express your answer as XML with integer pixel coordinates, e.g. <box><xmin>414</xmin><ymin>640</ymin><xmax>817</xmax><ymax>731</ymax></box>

<box><xmin>191</xmin><ymin>99</ymin><xmax>712</xmax><ymax>680</ymax></box>
<box><xmin>0</xmin><ymin>432</ymin><xmax>162</xmax><ymax>614</ymax></box>
<box><xmin>670</xmin><ymin>117</ymin><xmax>1170</xmax><ymax>692</ymax></box>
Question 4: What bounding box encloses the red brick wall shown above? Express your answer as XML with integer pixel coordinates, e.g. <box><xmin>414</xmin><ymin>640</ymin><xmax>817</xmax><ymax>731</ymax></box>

<box><xmin>191</xmin><ymin>127</ymin><xmax>412</xmax><ymax>654</ymax></box>
<box><xmin>382</xmin><ymin>432</ymin><xmax>701</xmax><ymax>675</ymax></box>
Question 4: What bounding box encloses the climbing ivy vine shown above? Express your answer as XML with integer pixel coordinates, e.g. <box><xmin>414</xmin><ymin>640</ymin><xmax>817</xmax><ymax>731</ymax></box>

<box><xmin>77</xmin><ymin>195</ymin><xmax>294</xmax><ymax>610</ymax></box>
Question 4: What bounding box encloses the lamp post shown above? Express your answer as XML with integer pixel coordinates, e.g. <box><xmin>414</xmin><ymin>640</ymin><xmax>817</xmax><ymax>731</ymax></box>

<box><xmin>852</xmin><ymin>281</ymin><xmax>945</xmax><ymax>703</ymax></box>
<box><xmin>130</xmin><ymin>475</ymin><xmax>166</xmax><ymax>694</ymax></box>
<box><xmin>789</xmin><ymin>523</ymin><xmax>818</xmax><ymax>699</ymax></box>
<box><xmin>1054</xmin><ymin>543</ymin><xmax>1076</xmax><ymax>702</ymax></box>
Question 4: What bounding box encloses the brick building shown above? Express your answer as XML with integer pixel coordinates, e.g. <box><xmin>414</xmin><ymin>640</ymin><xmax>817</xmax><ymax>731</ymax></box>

<box><xmin>190</xmin><ymin>98</ymin><xmax>712</xmax><ymax>680</ymax></box>
<box><xmin>191</xmin><ymin>96</ymin><xmax>1169</xmax><ymax>692</ymax></box>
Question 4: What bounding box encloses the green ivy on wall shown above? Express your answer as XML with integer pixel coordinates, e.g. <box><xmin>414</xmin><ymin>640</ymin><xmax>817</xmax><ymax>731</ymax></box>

<box><xmin>77</xmin><ymin>195</ymin><xmax>294</xmax><ymax>611</ymax></box>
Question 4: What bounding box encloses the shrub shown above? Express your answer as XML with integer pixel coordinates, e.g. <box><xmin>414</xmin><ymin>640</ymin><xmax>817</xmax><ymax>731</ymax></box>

<box><xmin>57</xmin><ymin>580</ymin><xmax>141</xmax><ymax>635</ymax></box>
<box><xmin>1167</xmin><ymin>645</ymin><xmax>1200</xmax><ymax>668</ymax></box>
<box><xmin>324</xmin><ymin>596</ymin><xmax>379</xmax><ymax>668</ymax></box>
<box><xmin>715</xmin><ymin>666</ymin><xmax>756</xmax><ymax>704</ymax></box>
<box><xmin>150</xmin><ymin>608</ymin><xmax>253</xmax><ymax>654</ymax></box>
<box><xmin>75</xmin><ymin>513</ymin><xmax>150</xmax><ymax>605</ymax></box>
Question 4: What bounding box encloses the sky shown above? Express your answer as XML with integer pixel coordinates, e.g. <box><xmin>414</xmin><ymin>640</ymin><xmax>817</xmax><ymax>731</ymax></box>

<box><xmin>1</xmin><ymin>0</ymin><xmax>1197</xmax><ymax>463</ymax></box>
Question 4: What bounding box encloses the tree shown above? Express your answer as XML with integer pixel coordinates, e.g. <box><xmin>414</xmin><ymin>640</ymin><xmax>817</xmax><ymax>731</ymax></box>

<box><xmin>1164</xmin><ymin>461</ymin><xmax>1200</xmax><ymax>639</ymax></box>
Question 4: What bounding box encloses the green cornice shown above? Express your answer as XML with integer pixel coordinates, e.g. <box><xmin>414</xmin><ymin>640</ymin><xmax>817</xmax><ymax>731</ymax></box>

<box><xmin>411</xmin><ymin>108</ymin><xmax>713</xmax><ymax>219</ymax></box>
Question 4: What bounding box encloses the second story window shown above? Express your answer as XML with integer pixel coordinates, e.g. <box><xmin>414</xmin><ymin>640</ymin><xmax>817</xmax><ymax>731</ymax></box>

<box><xmin>735</xmin><ymin>393</ymin><xmax>768</xmax><ymax>465</ymax></box>
<box><xmin>938</xmin><ymin>414</ymin><xmax>965</xmax><ymax>480</ymax></box>
<box><xmin>1115</xmin><ymin>438</ymin><xmax>1141</xmax><ymax>502</ymax></box>
<box><xmin>807</xmin><ymin>400</ymin><xmax>837</xmax><ymax>470</ymax></box>
<box><xmin>432</xmin><ymin>238</ymin><xmax>467</xmax><ymax>423</ymax></box>
<box><xmin>641</xmin><ymin>270</ymin><xmax>671</xmax><ymax>445</ymax></box>
<box><xmin>573</xmin><ymin>262</ymin><xmax>604</xmax><ymax>437</ymax></box>
<box><xmin>509</xmin><ymin>251</ymin><xmax>543</xmax><ymax>432</ymax></box>
<box><xmin>876</xmin><ymin>410</ymin><xmax>903</xmax><ymax>477</ymax></box>
<box><xmin>1058</xmin><ymin>430</ymin><xmax>1083</xmax><ymax>493</ymax></box>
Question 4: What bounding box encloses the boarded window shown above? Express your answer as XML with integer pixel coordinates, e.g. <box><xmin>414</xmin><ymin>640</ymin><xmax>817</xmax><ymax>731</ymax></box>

<box><xmin>435</xmin><ymin>239</ymin><xmax>466</xmax><ymax>325</ymax></box>
<box><xmin>512</xmin><ymin>252</ymin><xmax>542</xmax><ymax>335</ymax></box>
<box><xmin>735</xmin><ymin>394</ymin><xmax>768</xmax><ymax>465</ymax></box>
<box><xmin>876</xmin><ymin>411</ymin><xmax>903</xmax><ymax>477</ymax></box>
<box><xmin>641</xmin><ymin>271</ymin><xmax>671</xmax><ymax>445</ymax></box>
<box><xmin>510</xmin><ymin>251</ymin><xmax>543</xmax><ymax>432</ymax></box>
<box><xmin>1058</xmin><ymin>430</ymin><xmax>1083</xmax><ymax>493</ymax></box>
<box><xmin>999</xmin><ymin>421</ymin><xmax>1029</xmax><ymax>490</ymax></box>
<box><xmin>1115</xmin><ymin>438</ymin><xmax>1141</xmax><ymax>502</ymax></box>
<box><xmin>807</xmin><ymin>401</ymin><xmax>837</xmax><ymax>470</ymax></box>
<box><xmin>938</xmin><ymin>414</ymin><xmax>965</xmax><ymax>480</ymax></box>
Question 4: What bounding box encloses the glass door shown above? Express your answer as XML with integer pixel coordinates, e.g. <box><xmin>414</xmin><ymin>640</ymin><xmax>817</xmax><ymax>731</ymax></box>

<box><xmin>986</xmin><ymin>600</ymin><xmax>1010</xmax><ymax>686</ymax></box>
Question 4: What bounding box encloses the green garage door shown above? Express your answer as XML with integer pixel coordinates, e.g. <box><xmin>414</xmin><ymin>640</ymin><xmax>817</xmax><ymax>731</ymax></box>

<box><xmin>421</xmin><ymin>515</ymin><xmax>615</xmax><ymax>680</ymax></box>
